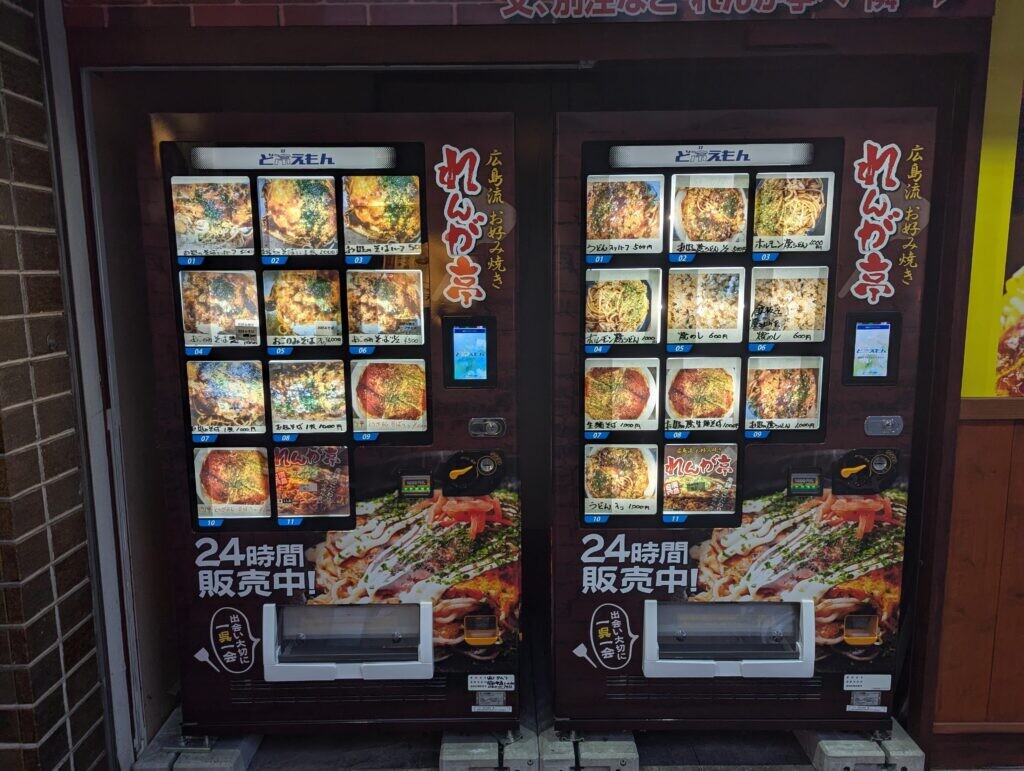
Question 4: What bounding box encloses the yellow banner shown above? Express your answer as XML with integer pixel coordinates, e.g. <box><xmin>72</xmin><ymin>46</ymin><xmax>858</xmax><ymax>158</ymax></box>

<box><xmin>962</xmin><ymin>0</ymin><xmax>1024</xmax><ymax>396</ymax></box>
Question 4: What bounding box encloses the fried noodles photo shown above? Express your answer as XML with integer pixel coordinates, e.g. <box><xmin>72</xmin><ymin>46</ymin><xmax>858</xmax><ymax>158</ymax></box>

<box><xmin>585</xmin><ymin>280</ymin><xmax>649</xmax><ymax>334</ymax></box>
<box><xmin>754</xmin><ymin>177</ymin><xmax>826</xmax><ymax>237</ymax></box>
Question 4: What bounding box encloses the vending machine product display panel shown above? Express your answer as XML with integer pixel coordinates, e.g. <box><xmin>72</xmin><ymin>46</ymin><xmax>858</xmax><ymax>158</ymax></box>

<box><xmin>145</xmin><ymin>114</ymin><xmax>521</xmax><ymax>732</ymax></box>
<box><xmin>553</xmin><ymin>109</ymin><xmax>936</xmax><ymax>730</ymax></box>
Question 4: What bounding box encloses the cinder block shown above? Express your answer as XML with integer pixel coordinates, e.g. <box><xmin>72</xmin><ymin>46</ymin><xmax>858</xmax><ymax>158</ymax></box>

<box><xmin>795</xmin><ymin>728</ymin><xmax>886</xmax><ymax>771</ymax></box>
<box><xmin>577</xmin><ymin>731</ymin><xmax>639</xmax><ymax>771</ymax></box>
<box><xmin>878</xmin><ymin>720</ymin><xmax>924</xmax><ymax>771</ymax></box>
<box><xmin>538</xmin><ymin>727</ymin><xmax>575</xmax><ymax>771</ymax></box>
<box><xmin>503</xmin><ymin>724</ymin><xmax>540</xmax><ymax>771</ymax></box>
<box><xmin>440</xmin><ymin>731</ymin><xmax>501</xmax><ymax>771</ymax></box>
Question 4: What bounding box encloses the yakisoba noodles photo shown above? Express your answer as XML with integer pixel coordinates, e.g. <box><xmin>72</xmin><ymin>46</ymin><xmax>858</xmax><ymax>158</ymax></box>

<box><xmin>754</xmin><ymin>177</ymin><xmax>827</xmax><ymax>236</ymax></box>
<box><xmin>585</xmin><ymin>279</ymin><xmax>650</xmax><ymax>334</ymax></box>
<box><xmin>186</xmin><ymin>360</ymin><xmax>265</xmax><ymax>431</ymax></box>
<box><xmin>692</xmin><ymin>486</ymin><xmax>906</xmax><ymax>661</ymax></box>
<box><xmin>171</xmin><ymin>177</ymin><xmax>254</xmax><ymax>253</ymax></box>
<box><xmin>306</xmin><ymin>487</ymin><xmax>520</xmax><ymax>660</ymax></box>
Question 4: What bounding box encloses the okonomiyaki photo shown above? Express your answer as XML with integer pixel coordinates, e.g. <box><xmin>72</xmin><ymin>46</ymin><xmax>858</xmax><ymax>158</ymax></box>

<box><xmin>171</xmin><ymin>176</ymin><xmax>254</xmax><ymax>255</ymax></box>
<box><xmin>307</xmin><ymin>484</ymin><xmax>521</xmax><ymax>661</ymax></box>
<box><xmin>258</xmin><ymin>176</ymin><xmax>338</xmax><ymax>254</ymax></box>
<box><xmin>186</xmin><ymin>359</ymin><xmax>265</xmax><ymax>433</ymax></box>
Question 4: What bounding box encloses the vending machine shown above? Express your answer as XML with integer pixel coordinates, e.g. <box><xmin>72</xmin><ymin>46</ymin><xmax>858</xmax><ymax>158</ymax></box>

<box><xmin>143</xmin><ymin>113</ymin><xmax>521</xmax><ymax>732</ymax></box>
<box><xmin>551</xmin><ymin>108</ymin><xmax>938</xmax><ymax>730</ymax></box>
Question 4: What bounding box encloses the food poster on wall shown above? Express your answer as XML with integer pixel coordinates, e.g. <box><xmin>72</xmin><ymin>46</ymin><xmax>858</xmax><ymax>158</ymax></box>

<box><xmin>744</xmin><ymin>356</ymin><xmax>823</xmax><ymax>431</ymax></box>
<box><xmin>187</xmin><ymin>452</ymin><xmax>521</xmax><ymax>678</ymax></box>
<box><xmin>996</xmin><ymin>90</ymin><xmax>1024</xmax><ymax>395</ymax></box>
<box><xmin>670</xmin><ymin>173</ymin><xmax>749</xmax><ymax>253</ymax></box>
<box><xmin>749</xmin><ymin>266</ymin><xmax>829</xmax><ymax>343</ymax></box>
<box><xmin>171</xmin><ymin>176</ymin><xmax>255</xmax><ymax>256</ymax></box>
<box><xmin>179</xmin><ymin>270</ymin><xmax>261</xmax><ymax>347</ymax></box>
<box><xmin>274</xmin><ymin>446</ymin><xmax>350</xmax><ymax>519</ymax></box>
<box><xmin>752</xmin><ymin>172</ymin><xmax>835</xmax><ymax>252</ymax></box>
<box><xmin>268</xmin><ymin>360</ymin><xmax>347</xmax><ymax>434</ymax></box>
<box><xmin>662</xmin><ymin>443</ymin><xmax>737</xmax><ymax>518</ymax></box>
<box><xmin>263</xmin><ymin>270</ymin><xmax>344</xmax><ymax>346</ymax></box>
<box><xmin>666</xmin><ymin>267</ymin><xmax>744</xmax><ymax>344</ymax></box>
<box><xmin>664</xmin><ymin>357</ymin><xmax>741</xmax><ymax>431</ymax></box>
<box><xmin>583</xmin><ymin>358</ymin><xmax>659</xmax><ymax>431</ymax></box>
<box><xmin>346</xmin><ymin>269</ymin><xmax>425</xmax><ymax>346</ymax></box>
<box><xmin>583</xmin><ymin>444</ymin><xmax>659</xmax><ymax>515</ymax></box>
<box><xmin>350</xmin><ymin>359</ymin><xmax>428</xmax><ymax>433</ymax></box>
<box><xmin>342</xmin><ymin>175</ymin><xmax>422</xmax><ymax>255</ymax></box>
<box><xmin>257</xmin><ymin>176</ymin><xmax>339</xmax><ymax>256</ymax></box>
<box><xmin>585</xmin><ymin>174</ymin><xmax>664</xmax><ymax>254</ymax></box>
<box><xmin>585</xmin><ymin>268</ymin><xmax>661</xmax><ymax>345</ymax></box>
<box><xmin>194</xmin><ymin>447</ymin><xmax>271</xmax><ymax>519</ymax></box>
<box><xmin>187</xmin><ymin>360</ymin><xmax>266</xmax><ymax>434</ymax></box>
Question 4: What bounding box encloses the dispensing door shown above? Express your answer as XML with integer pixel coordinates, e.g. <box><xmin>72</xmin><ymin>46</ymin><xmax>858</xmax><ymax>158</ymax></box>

<box><xmin>142</xmin><ymin>113</ymin><xmax>521</xmax><ymax>732</ymax></box>
<box><xmin>551</xmin><ymin>108</ymin><xmax>937</xmax><ymax>731</ymax></box>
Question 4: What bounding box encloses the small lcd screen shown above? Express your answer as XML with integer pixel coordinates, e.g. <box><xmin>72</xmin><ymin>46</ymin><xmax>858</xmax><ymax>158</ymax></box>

<box><xmin>852</xmin><ymin>322</ymin><xmax>892</xmax><ymax>378</ymax></box>
<box><xmin>452</xmin><ymin>326</ymin><xmax>488</xmax><ymax>382</ymax></box>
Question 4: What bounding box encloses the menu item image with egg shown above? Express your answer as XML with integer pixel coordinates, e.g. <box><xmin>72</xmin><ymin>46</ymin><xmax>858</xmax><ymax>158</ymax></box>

<box><xmin>258</xmin><ymin>176</ymin><xmax>338</xmax><ymax>255</ymax></box>
<box><xmin>350</xmin><ymin>359</ymin><xmax>428</xmax><ymax>433</ymax></box>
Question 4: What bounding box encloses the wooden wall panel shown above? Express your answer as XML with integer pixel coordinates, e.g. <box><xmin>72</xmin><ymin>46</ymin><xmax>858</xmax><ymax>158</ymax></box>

<box><xmin>933</xmin><ymin>421</ymin><xmax>1013</xmax><ymax>723</ymax></box>
<box><xmin>987</xmin><ymin>423</ymin><xmax>1024</xmax><ymax>721</ymax></box>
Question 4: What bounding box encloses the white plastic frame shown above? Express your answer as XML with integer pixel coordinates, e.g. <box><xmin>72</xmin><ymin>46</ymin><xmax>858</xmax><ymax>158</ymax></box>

<box><xmin>262</xmin><ymin>602</ymin><xmax>434</xmax><ymax>682</ymax></box>
<box><xmin>642</xmin><ymin>599</ymin><xmax>815</xmax><ymax>678</ymax></box>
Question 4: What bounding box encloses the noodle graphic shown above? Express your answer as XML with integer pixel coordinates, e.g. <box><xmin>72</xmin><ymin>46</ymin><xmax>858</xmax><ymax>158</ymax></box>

<box><xmin>694</xmin><ymin>487</ymin><xmax>906</xmax><ymax>661</ymax></box>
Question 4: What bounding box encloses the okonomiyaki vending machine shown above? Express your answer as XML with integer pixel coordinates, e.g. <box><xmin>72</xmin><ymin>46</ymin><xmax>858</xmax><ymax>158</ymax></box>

<box><xmin>145</xmin><ymin>114</ymin><xmax>521</xmax><ymax>732</ymax></box>
<box><xmin>551</xmin><ymin>109</ymin><xmax>937</xmax><ymax>730</ymax></box>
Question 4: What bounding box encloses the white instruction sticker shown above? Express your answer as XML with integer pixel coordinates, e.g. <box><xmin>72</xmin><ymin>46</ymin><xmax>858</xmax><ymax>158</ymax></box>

<box><xmin>468</xmin><ymin>674</ymin><xmax>515</xmax><ymax>692</ymax></box>
<box><xmin>844</xmin><ymin>674</ymin><xmax>892</xmax><ymax>691</ymax></box>
<box><xmin>846</xmin><ymin>705</ymin><xmax>888</xmax><ymax>713</ymax></box>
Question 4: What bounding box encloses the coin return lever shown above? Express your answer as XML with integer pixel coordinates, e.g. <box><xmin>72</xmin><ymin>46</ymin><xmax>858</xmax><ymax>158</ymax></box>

<box><xmin>262</xmin><ymin>603</ymin><xmax>433</xmax><ymax>681</ymax></box>
<box><xmin>643</xmin><ymin>600</ymin><xmax>815</xmax><ymax>678</ymax></box>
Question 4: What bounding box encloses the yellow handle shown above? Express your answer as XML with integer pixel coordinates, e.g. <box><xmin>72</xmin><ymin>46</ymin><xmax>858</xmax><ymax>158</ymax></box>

<box><xmin>449</xmin><ymin>465</ymin><xmax>475</xmax><ymax>480</ymax></box>
<box><xmin>840</xmin><ymin>464</ymin><xmax>867</xmax><ymax>479</ymax></box>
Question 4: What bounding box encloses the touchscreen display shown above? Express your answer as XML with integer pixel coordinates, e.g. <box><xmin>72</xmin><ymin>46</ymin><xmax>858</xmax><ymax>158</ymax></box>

<box><xmin>852</xmin><ymin>322</ymin><xmax>892</xmax><ymax>378</ymax></box>
<box><xmin>453</xmin><ymin>325</ymin><xmax>488</xmax><ymax>381</ymax></box>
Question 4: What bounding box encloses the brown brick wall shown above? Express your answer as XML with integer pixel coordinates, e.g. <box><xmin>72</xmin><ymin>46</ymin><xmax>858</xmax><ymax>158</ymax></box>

<box><xmin>0</xmin><ymin>1</ymin><xmax>108</xmax><ymax>769</ymax></box>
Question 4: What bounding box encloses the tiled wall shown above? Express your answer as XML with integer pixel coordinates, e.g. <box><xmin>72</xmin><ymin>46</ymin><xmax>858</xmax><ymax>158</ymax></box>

<box><xmin>0</xmin><ymin>2</ymin><xmax>108</xmax><ymax>769</ymax></box>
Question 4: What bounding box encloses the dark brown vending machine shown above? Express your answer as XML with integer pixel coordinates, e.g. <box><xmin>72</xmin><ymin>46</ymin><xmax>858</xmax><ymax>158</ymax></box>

<box><xmin>552</xmin><ymin>109</ymin><xmax>937</xmax><ymax>730</ymax></box>
<box><xmin>143</xmin><ymin>114</ymin><xmax>521</xmax><ymax>732</ymax></box>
